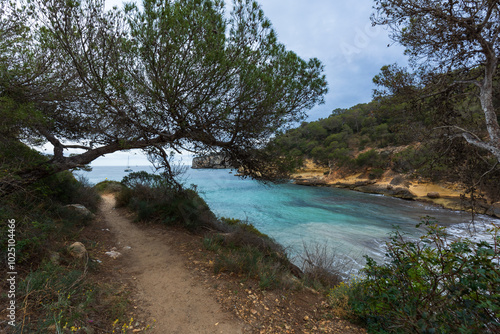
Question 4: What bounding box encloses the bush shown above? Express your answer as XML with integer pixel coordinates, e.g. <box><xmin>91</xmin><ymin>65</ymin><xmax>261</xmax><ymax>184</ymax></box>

<box><xmin>14</xmin><ymin>260</ymin><xmax>131</xmax><ymax>333</ymax></box>
<box><xmin>368</xmin><ymin>168</ymin><xmax>385</xmax><ymax>180</ymax></box>
<box><xmin>208</xmin><ymin>237</ymin><xmax>289</xmax><ymax>290</ymax></box>
<box><xmin>392</xmin><ymin>147</ymin><xmax>428</xmax><ymax>174</ymax></box>
<box><xmin>203</xmin><ymin>217</ymin><xmax>294</xmax><ymax>290</ymax></box>
<box><xmin>0</xmin><ymin>145</ymin><xmax>129</xmax><ymax>333</ymax></box>
<box><xmin>347</xmin><ymin>221</ymin><xmax>500</xmax><ymax>333</ymax></box>
<box><xmin>300</xmin><ymin>242</ymin><xmax>348</xmax><ymax>290</ymax></box>
<box><xmin>121</xmin><ymin>171</ymin><xmax>169</xmax><ymax>189</ymax></box>
<box><xmin>355</xmin><ymin>149</ymin><xmax>385</xmax><ymax>169</ymax></box>
<box><xmin>220</xmin><ymin>217</ymin><xmax>270</xmax><ymax>239</ymax></box>
<box><xmin>118</xmin><ymin>172</ymin><xmax>217</xmax><ymax>231</ymax></box>
<box><xmin>94</xmin><ymin>180</ymin><xmax>125</xmax><ymax>194</ymax></box>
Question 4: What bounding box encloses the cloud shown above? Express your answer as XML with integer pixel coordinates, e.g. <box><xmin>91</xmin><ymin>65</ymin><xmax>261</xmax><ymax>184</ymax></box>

<box><xmin>257</xmin><ymin>0</ymin><xmax>407</xmax><ymax>117</ymax></box>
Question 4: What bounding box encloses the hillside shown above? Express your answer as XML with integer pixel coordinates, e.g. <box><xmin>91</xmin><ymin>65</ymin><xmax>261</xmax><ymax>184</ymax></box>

<box><xmin>269</xmin><ymin>98</ymin><xmax>500</xmax><ymax>214</ymax></box>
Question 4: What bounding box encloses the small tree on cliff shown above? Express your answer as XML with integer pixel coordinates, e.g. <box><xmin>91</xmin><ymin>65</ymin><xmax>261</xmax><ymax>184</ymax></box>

<box><xmin>0</xmin><ymin>0</ymin><xmax>327</xmax><ymax>196</ymax></box>
<box><xmin>371</xmin><ymin>0</ymin><xmax>500</xmax><ymax>163</ymax></box>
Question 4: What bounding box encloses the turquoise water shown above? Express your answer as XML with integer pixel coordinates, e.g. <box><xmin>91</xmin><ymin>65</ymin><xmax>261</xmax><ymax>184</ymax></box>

<box><xmin>75</xmin><ymin>166</ymin><xmax>499</xmax><ymax>273</ymax></box>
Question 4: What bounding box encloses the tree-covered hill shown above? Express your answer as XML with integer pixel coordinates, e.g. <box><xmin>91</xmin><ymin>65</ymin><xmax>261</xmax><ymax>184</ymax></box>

<box><xmin>269</xmin><ymin>84</ymin><xmax>500</xmax><ymax>202</ymax></box>
<box><xmin>272</xmin><ymin>100</ymin><xmax>418</xmax><ymax>168</ymax></box>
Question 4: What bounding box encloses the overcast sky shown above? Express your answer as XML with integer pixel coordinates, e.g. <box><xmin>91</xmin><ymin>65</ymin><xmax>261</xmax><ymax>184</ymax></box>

<box><xmin>85</xmin><ymin>0</ymin><xmax>408</xmax><ymax>166</ymax></box>
<box><xmin>256</xmin><ymin>0</ymin><xmax>407</xmax><ymax>120</ymax></box>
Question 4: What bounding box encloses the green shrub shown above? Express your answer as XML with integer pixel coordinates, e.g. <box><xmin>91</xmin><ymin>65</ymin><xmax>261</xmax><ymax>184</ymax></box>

<box><xmin>330</xmin><ymin>148</ymin><xmax>353</xmax><ymax>167</ymax></box>
<box><xmin>210</xmin><ymin>242</ymin><xmax>288</xmax><ymax>290</ymax></box>
<box><xmin>347</xmin><ymin>221</ymin><xmax>500</xmax><ymax>333</ymax></box>
<box><xmin>0</xmin><ymin>145</ymin><xmax>127</xmax><ymax>333</ymax></box>
<box><xmin>118</xmin><ymin>172</ymin><xmax>217</xmax><ymax>231</ymax></box>
<box><xmin>121</xmin><ymin>171</ymin><xmax>169</xmax><ymax>189</ymax></box>
<box><xmin>220</xmin><ymin>217</ymin><xmax>270</xmax><ymax>239</ymax></box>
<box><xmin>355</xmin><ymin>149</ymin><xmax>385</xmax><ymax>168</ymax></box>
<box><xmin>115</xmin><ymin>186</ymin><xmax>133</xmax><ymax>207</ymax></box>
<box><xmin>328</xmin><ymin>281</ymin><xmax>355</xmax><ymax>319</ymax></box>
<box><xmin>368</xmin><ymin>168</ymin><xmax>385</xmax><ymax>180</ymax></box>
<box><xmin>94</xmin><ymin>180</ymin><xmax>125</xmax><ymax>194</ymax></box>
<box><xmin>203</xmin><ymin>218</ymin><xmax>292</xmax><ymax>290</ymax></box>
<box><xmin>392</xmin><ymin>147</ymin><xmax>428</xmax><ymax>174</ymax></box>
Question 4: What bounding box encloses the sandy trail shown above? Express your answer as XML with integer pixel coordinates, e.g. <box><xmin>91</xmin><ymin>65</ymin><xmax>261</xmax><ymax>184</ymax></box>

<box><xmin>100</xmin><ymin>194</ymin><xmax>243</xmax><ymax>334</ymax></box>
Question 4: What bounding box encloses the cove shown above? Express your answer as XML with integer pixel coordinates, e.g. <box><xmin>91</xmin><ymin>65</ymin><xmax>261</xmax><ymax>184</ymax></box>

<box><xmin>76</xmin><ymin>166</ymin><xmax>500</xmax><ymax>273</ymax></box>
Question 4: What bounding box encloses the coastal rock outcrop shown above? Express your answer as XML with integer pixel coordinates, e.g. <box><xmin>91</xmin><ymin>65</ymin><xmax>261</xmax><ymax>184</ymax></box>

<box><xmin>65</xmin><ymin>204</ymin><xmax>95</xmax><ymax>219</ymax></box>
<box><xmin>486</xmin><ymin>203</ymin><xmax>500</xmax><ymax>218</ymax></box>
<box><xmin>391</xmin><ymin>187</ymin><xmax>417</xmax><ymax>200</ymax></box>
<box><xmin>69</xmin><ymin>242</ymin><xmax>87</xmax><ymax>258</ymax></box>
<box><xmin>191</xmin><ymin>154</ymin><xmax>234</xmax><ymax>169</ymax></box>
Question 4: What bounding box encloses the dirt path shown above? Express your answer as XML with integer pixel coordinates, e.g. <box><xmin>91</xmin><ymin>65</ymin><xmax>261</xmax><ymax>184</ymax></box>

<box><xmin>99</xmin><ymin>194</ymin><xmax>243</xmax><ymax>334</ymax></box>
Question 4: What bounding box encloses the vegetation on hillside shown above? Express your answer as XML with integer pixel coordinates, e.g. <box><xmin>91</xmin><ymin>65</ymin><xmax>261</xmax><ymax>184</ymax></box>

<box><xmin>0</xmin><ymin>143</ymin><xmax>132</xmax><ymax>333</ymax></box>
<box><xmin>269</xmin><ymin>74</ymin><xmax>500</xmax><ymax>204</ymax></box>
<box><xmin>271</xmin><ymin>100</ymin><xmax>416</xmax><ymax>168</ymax></box>
<box><xmin>271</xmin><ymin>94</ymin><xmax>500</xmax><ymax>199</ymax></box>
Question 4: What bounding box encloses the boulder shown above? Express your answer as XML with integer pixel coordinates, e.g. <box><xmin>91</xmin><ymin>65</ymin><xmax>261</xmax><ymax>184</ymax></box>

<box><xmin>427</xmin><ymin>192</ymin><xmax>441</xmax><ymax>199</ymax></box>
<box><xmin>65</xmin><ymin>204</ymin><xmax>95</xmax><ymax>219</ymax></box>
<box><xmin>392</xmin><ymin>187</ymin><xmax>417</xmax><ymax>200</ymax></box>
<box><xmin>69</xmin><ymin>242</ymin><xmax>87</xmax><ymax>258</ymax></box>
<box><xmin>486</xmin><ymin>203</ymin><xmax>500</xmax><ymax>218</ymax></box>
<box><xmin>50</xmin><ymin>252</ymin><xmax>61</xmax><ymax>265</ymax></box>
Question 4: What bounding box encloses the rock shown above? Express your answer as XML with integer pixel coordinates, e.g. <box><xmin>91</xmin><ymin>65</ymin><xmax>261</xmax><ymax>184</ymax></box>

<box><xmin>387</xmin><ymin>184</ymin><xmax>394</xmax><ymax>190</ymax></box>
<box><xmin>427</xmin><ymin>192</ymin><xmax>441</xmax><ymax>199</ymax></box>
<box><xmin>191</xmin><ymin>154</ymin><xmax>234</xmax><ymax>169</ymax></box>
<box><xmin>83</xmin><ymin>326</ymin><xmax>95</xmax><ymax>334</ymax></box>
<box><xmin>392</xmin><ymin>187</ymin><xmax>417</xmax><ymax>200</ymax></box>
<box><xmin>354</xmin><ymin>180</ymin><xmax>376</xmax><ymax>187</ymax></box>
<box><xmin>288</xmin><ymin>262</ymin><xmax>304</xmax><ymax>279</ymax></box>
<box><xmin>50</xmin><ymin>252</ymin><xmax>61</xmax><ymax>265</ymax></box>
<box><xmin>486</xmin><ymin>203</ymin><xmax>500</xmax><ymax>218</ymax></box>
<box><xmin>294</xmin><ymin>178</ymin><xmax>326</xmax><ymax>186</ymax></box>
<box><xmin>69</xmin><ymin>242</ymin><xmax>87</xmax><ymax>258</ymax></box>
<box><xmin>65</xmin><ymin>204</ymin><xmax>95</xmax><ymax>219</ymax></box>
<box><xmin>304</xmin><ymin>315</ymin><xmax>310</xmax><ymax>321</ymax></box>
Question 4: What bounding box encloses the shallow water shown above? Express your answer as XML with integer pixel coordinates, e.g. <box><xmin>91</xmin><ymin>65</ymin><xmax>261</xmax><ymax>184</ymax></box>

<box><xmin>75</xmin><ymin>166</ymin><xmax>500</xmax><ymax>273</ymax></box>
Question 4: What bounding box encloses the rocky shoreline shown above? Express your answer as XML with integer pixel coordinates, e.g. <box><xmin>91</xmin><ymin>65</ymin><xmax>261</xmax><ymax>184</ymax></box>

<box><xmin>292</xmin><ymin>172</ymin><xmax>500</xmax><ymax>219</ymax></box>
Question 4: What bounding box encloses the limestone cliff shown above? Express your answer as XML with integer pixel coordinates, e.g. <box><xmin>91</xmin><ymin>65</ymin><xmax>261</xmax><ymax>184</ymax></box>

<box><xmin>191</xmin><ymin>154</ymin><xmax>233</xmax><ymax>169</ymax></box>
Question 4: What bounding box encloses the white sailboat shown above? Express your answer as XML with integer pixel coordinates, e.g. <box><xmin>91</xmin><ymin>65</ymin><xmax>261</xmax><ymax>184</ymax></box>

<box><xmin>124</xmin><ymin>157</ymin><xmax>132</xmax><ymax>172</ymax></box>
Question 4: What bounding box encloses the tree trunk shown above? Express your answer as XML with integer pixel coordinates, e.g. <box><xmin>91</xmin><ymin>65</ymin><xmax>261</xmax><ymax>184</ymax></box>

<box><xmin>463</xmin><ymin>55</ymin><xmax>500</xmax><ymax>163</ymax></box>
